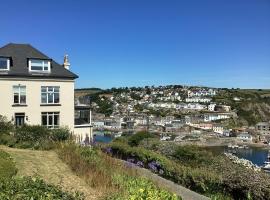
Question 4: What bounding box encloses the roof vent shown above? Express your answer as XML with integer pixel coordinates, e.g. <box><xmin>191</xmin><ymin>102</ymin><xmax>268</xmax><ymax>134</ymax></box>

<box><xmin>63</xmin><ymin>54</ymin><xmax>70</xmax><ymax>70</ymax></box>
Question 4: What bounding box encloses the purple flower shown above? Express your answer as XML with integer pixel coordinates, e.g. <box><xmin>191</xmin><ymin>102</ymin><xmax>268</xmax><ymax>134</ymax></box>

<box><xmin>136</xmin><ymin>161</ymin><xmax>144</xmax><ymax>167</ymax></box>
<box><xmin>148</xmin><ymin>161</ymin><xmax>158</xmax><ymax>172</ymax></box>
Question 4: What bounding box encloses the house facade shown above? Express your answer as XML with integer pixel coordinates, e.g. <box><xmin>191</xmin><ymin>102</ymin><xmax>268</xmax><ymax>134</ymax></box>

<box><xmin>0</xmin><ymin>43</ymin><xmax>78</xmax><ymax>131</ymax></box>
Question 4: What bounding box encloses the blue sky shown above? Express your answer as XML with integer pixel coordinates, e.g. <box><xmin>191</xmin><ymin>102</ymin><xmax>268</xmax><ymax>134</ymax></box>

<box><xmin>0</xmin><ymin>0</ymin><xmax>269</xmax><ymax>89</ymax></box>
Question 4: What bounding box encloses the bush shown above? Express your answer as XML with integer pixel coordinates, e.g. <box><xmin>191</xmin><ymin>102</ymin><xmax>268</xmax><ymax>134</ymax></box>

<box><xmin>128</xmin><ymin>131</ymin><xmax>157</xmax><ymax>147</ymax></box>
<box><xmin>50</xmin><ymin>127</ymin><xmax>71</xmax><ymax>141</ymax></box>
<box><xmin>0</xmin><ymin>177</ymin><xmax>84</xmax><ymax>200</ymax></box>
<box><xmin>107</xmin><ymin>142</ymin><xmax>223</xmax><ymax>196</ymax></box>
<box><xmin>0</xmin><ymin>115</ymin><xmax>14</xmax><ymax>135</ymax></box>
<box><xmin>0</xmin><ymin>124</ymin><xmax>72</xmax><ymax>150</ymax></box>
<box><xmin>14</xmin><ymin>125</ymin><xmax>50</xmax><ymax>142</ymax></box>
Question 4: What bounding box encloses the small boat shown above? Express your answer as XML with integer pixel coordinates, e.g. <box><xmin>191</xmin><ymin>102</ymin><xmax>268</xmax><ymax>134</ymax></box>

<box><xmin>114</xmin><ymin>132</ymin><xmax>122</xmax><ymax>138</ymax></box>
<box><xmin>262</xmin><ymin>151</ymin><xmax>270</xmax><ymax>172</ymax></box>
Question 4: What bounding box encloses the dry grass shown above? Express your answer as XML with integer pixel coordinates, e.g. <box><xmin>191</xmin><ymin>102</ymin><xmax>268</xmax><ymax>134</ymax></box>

<box><xmin>0</xmin><ymin>145</ymin><xmax>100</xmax><ymax>200</ymax></box>
<box><xmin>56</xmin><ymin>143</ymin><xmax>139</xmax><ymax>199</ymax></box>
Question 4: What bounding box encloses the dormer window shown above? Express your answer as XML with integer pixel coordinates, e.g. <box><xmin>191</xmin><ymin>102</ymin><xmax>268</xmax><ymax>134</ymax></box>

<box><xmin>0</xmin><ymin>57</ymin><xmax>10</xmax><ymax>71</ymax></box>
<box><xmin>29</xmin><ymin>59</ymin><xmax>51</xmax><ymax>72</ymax></box>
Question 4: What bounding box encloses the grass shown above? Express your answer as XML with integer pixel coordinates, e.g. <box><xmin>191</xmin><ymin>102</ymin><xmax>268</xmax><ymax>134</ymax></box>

<box><xmin>0</xmin><ymin>145</ymin><xmax>99</xmax><ymax>200</ymax></box>
<box><xmin>57</xmin><ymin>142</ymin><xmax>181</xmax><ymax>200</ymax></box>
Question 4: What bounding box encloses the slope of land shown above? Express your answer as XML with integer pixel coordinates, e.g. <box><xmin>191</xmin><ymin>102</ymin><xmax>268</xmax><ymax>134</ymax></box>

<box><xmin>0</xmin><ymin>146</ymin><xmax>100</xmax><ymax>200</ymax></box>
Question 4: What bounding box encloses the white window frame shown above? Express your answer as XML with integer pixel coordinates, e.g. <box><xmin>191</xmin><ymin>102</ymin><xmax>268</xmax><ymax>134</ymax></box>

<box><xmin>29</xmin><ymin>59</ymin><xmax>51</xmax><ymax>72</ymax></box>
<box><xmin>41</xmin><ymin>112</ymin><xmax>60</xmax><ymax>129</ymax></box>
<box><xmin>0</xmin><ymin>57</ymin><xmax>10</xmax><ymax>71</ymax></box>
<box><xmin>41</xmin><ymin>86</ymin><xmax>60</xmax><ymax>104</ymax></box>
<box><xmin>13</xmin><ymin>85</ymin><xmax>26</xmax><ymax>105</ymax></box>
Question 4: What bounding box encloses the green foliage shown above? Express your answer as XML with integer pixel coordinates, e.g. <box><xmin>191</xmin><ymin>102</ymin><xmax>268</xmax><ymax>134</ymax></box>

<box><xmin>128</xmin><ymin>131</ymin><xmax>157</xmax><ymax>147</ymax></box>
<box><xmin>130</xmin><ymin>92</ymin><xmax>142</xmax><ymax>100</ymax></box>
<box><xmin>109</xmin><ymin>174</ymin><xmax>180</xmax><ymax>200</ymax></box>
<box><xmin>0</xmin><ymin>121</ymin><xmax>71</xmax><ymax>150</ymax></box>
<box><xmin>108</xmin><ymin>142</ymin><xmax>223</xmax><ymax>196</ymax></box>
<box><xmin>116</xmin><ymin>138</ymin><xmax>270</xmax><ymax>200</ymax></box>
<box><xmin>0</xmin><ymin>115</ymin><xmax>14</xmax><ymax>135</ymax></box>
<box><xmin>58</xmin><ymin>143</ymin><xmax>181</xmax><ymax>200</ymax></box>
<box><xmin>0</xmin><ymin>176</ymin><xmax>84</xmax><ymax>200</ymax></box>
<box><xmin>15</xmin><ymin>125</ymin><xmax>50</xmax><ymax>142</ymax></box>
<box><xmin>0</xmin><ymin>150</ymin><xmax>17</xmax><ymax>180</ymax></box>
<box><xmin>50</xmin><ymin>127</ymin><xmax>71</xmax><ymax>141</ymax></box>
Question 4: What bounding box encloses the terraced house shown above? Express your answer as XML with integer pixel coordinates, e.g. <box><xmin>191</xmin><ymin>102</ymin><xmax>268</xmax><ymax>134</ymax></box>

<box><xmin>0</xmin><ymin>43</ymin><xmax>78</xmax><ymax>131</ymax></box>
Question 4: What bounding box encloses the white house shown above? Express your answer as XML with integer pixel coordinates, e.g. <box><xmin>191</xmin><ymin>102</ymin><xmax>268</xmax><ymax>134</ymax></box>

<box><xmin>204</xmin><ymin>113</ymin><xmax>231</xmax><ymax>122</ymax></box>
<box><xmin>0</xmin><ymin>43</ymin><xmax>78</xmax><ymax>130</ymax></box>
<box><xmin>0</xmin><ymin>43</ymin><xmax>92</xmax><ymax>142</ymax></box>
<box><xmin>185</xmin><ymin>97</ymin><xmax>211</xmax><ymax>103</ymax></box>
<box><xmin>237</xmin><ymin>133</ymin><xmax>253</xmax><ymax>142</ymax></box>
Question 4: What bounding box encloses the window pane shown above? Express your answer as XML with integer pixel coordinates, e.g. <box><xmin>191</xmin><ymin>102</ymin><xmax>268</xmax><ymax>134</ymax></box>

<box><xmin>42</xmin><ymin>115</ymin><xmax>47</xmax><ymax>126</ymax></box>
<box><xmin>54</xmin><ymin>87</ymin><xmax>60</xmax><ymax>92</ymax></box>
<box><xmin>41</xmin><ymin>87</ymin><xmax>47</xmax><ymax>92</ymax></box>
<box><xmin>0</xmin><ymin>58</ymin><xmax>8</xmax><ymax>69</ymax></box>
<box><xmin>48</xmin><ymin>87</ymin><xmax>53</xmax><ymax>92</ymax></box>
<box><xmin>48</xmin><ymin>93</ymin><xmax>54</xmax><ymax>103</ymax></box>
<box><xmin>54</xmin><ymin>114</ymin><xmax>59</xmax><ymax>125</ymax></box>
<box><xmin>31</xmin><ymin>60</ymin><xmax>43</xmax><ymax>66</ymax></box>
<box><xmin>20</xmin><ymin>95</ymin><xmax>26</xmax><ymax>104</ymax></box>
<box><xmin>13</xmin><ymin>86</ymin><xmax>19</xmax><ymax>93</ymax></box>
<box><xmin>48</xmin><ymin>115</ymin><xmax>53</xmax><ymax>125</ymax></box>
<box><xmin>41</xmin><ymin>93</ymin><xmax>47</xmax><ymax>103</ymax></box>
<box><xmin>54</xmin><ymin>93</ymin><xmax>59</xmax><ymax>103</ymax></box>
<box><xmin>44</xmin><ymin>61</ymin><xmax>49</xmax><ymax>67</ymax></box>
<box><xmin>31</xmin><ymin>66</ymin><xmax>43</xmax><ymax>71</ymax></box>
<box><xmin>14</xmin><ymin>93</ymin><xmax>19</xmax><ymax>104</ymax></box>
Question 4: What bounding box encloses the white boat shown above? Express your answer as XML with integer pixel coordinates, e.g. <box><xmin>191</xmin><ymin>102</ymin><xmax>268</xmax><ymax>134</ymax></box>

<box><xmin>262</xmin><ymin>151</ymin><xmax>270</xmax><ymax>172</ymax></box>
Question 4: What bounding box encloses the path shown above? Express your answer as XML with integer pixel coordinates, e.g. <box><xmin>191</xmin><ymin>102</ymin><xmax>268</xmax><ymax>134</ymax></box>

<box><xmin>0</xmin><ymin>146</ymin><xmax>100</xmax><ymax>200</ymax></box>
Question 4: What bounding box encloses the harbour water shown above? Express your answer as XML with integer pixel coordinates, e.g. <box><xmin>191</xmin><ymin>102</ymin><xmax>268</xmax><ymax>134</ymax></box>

<box><xmin>208</xmin><ymin>146</ymin><xmax>269</xmax><ymax>166</ymax></box>
<box><xmin>93</xmin><ymin>131</ymin><xmax>114</xmax><ymax>143</ymax></box>
<box><xmin>93</xmin><ymin>131</ymin><xmax>269</xmax><ymax>167</ymax></box>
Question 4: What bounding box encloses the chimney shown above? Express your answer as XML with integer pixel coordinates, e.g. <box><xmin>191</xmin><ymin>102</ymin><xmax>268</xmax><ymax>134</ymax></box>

<box><xmin>63</xmin><ymin>54</ymin><xmax>70</xmax><ymax>70</ymax></box>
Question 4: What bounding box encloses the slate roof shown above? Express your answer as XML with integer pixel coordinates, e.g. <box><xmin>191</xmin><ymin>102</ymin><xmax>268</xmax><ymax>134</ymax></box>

<box><xmin>0</xmin><ymin>43</ymin><xmax>78</xmax><ymax>79</ymax></box>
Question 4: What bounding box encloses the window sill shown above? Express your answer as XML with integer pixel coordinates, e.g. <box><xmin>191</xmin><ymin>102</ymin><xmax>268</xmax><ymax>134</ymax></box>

<box><xmin>40</xmin><ymin>104</ymin><xmax>61</xmax><ymax>106</ymax></box>
<box><xmin>12</xmin><ymin>104</ymin><xmax>28</xmax><ymax>107</ymax></box>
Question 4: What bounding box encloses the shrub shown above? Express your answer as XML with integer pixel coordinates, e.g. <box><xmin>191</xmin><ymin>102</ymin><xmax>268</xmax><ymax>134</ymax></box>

<box><xmin>14</xmin><ymin>125</ymin><xmax>49</xmax><ymax>142</ymax></box>
<box><xmin>0</xmin><ymin>177</ymin><xmax>84</xmax><ymax>200</ymax></box>
<box><xmin>0</xmin><ymin>124</ymin><xmax>72</xmax><ymax>150</ymax></box>
<box><xmin>128</xmin><ymin>131</ymin><xmax>157</xmax><ymax>147</ymax></box>
<box><xmin>0</xmin><ymin>115</ymin><xmax>14</xmax><ymax>135</ymax></box>
<box><xmin>50</xmin><ymin>127</ymin><xmax>71</xmax><ymax>141</ymax></box>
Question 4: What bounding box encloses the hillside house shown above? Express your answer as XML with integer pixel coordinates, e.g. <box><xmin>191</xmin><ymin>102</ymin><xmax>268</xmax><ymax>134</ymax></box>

<box><xmin>256</xmin><ymin>122</ymin><xmax>270</xmax><ymax>135</ymax></box>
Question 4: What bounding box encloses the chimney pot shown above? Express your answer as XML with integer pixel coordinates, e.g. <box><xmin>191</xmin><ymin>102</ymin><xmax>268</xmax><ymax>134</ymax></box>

<box><xmin>63</xmin><ymin>54</ymin><xmax>70</xmax><ymax>70</ymax></box>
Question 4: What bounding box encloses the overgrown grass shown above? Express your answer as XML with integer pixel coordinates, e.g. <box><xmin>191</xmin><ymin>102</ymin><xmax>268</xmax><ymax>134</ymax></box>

<box><xmin>57</xmin><ymin>142</ymin><xmax>181</xmax><ymax>200</ymax></box>
<box><xmin>0</xmin><ymin>150</ymin><xmax>17</xmax><ymax>180</ymax></box>
<box><xmin>0</xmin><ymin>149</ymin><xmax>82</xmax><ymax>199</ymax></box>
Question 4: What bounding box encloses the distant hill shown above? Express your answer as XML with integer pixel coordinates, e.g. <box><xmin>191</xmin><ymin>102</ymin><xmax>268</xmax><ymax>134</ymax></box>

<box><xmin>75</xmin><ymin>88</ymin><xmax>103</xmax><ymax>98</ymax></box>
<box><xmin>213</xmin><ymin>89</ymin><xmax>270</xmax><ymax>126</ymax></box>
